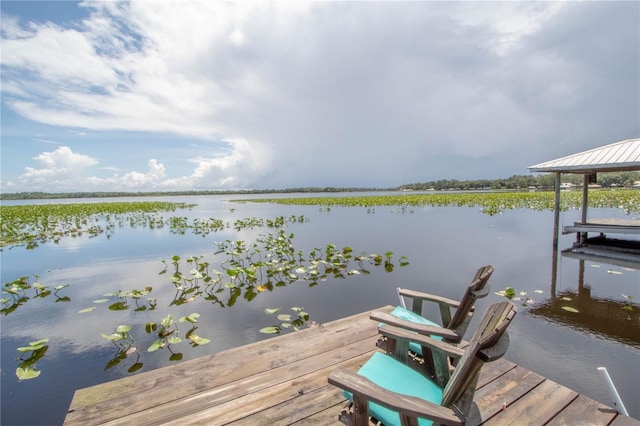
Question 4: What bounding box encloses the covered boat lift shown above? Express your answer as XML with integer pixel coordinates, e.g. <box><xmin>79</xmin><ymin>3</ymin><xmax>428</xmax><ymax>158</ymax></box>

<box><xmin>528</xmin><ymin>138</ymin><xmax>640</xmax><ymax>265</ymax></box>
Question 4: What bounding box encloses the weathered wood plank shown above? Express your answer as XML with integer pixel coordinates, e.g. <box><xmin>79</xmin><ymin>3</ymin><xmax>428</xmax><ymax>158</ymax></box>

<box><xmin>546</xmin><ymin>394</ymin><xmax>618</xmax><ymax>426</ymax></box>
<box><xmin>102</xmin><ymin>338</ymin><xmax>378</xmax><ymax>425</ymax></box>
<box><xmin>229</xmin><ymin>383</ymin><xmax>347</xmax><ymax>425</ymax></box>
<box><xmin>161</xmin><ymin>353</ymin><xmax>369</xmax><ymax>425</ymax></box>
<box><xmin>288</xmin><ymin>398</ymin><xmax>346</xmax><ymax>425</ymax></box>
<box><xmin>610</xmin><ymin>415</ymin><xmax>640</xmax><ymax>425</ymax></box>
<box><xmin>65</xmin><ymin>306</ymin><xmax>393</xmax><ymax>425</ymax></box>
<box><xmin>483</xmin><ymin>379</ymin><xmax>578</xmax><ymax>425</ymax></box>
<box><xmin>476</xmin><ymin>357</ymin><xmax>516</xmax><ymax>389</ymax></box>
<box><xmin>68</xmin><ymin>305</ymin><xmax>389</xmax><ymax>409</ymax></box>
<box><xmin>467</xmin><ymin>365</ymin><xmax>546</xmax><ymax>425</ymax></box>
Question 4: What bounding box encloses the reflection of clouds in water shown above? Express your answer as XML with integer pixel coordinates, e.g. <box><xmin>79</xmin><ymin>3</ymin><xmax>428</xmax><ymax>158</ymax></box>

<box><xmin>1</xmin><ymin>252</ymin><xmax>298</xmax><ymax>360</ymax></box>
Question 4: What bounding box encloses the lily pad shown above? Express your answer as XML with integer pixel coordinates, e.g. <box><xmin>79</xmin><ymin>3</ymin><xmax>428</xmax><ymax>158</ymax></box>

<box><xmin>16</xmin><ymin>367</ymin><xmax>41</xmax><ymax>380</ymax></box>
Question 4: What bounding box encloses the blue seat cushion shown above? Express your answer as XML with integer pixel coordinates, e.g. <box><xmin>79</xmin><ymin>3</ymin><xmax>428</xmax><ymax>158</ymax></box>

<box><xmin>343</xmin><ymin>352</ymin><xmax>443</xmax><ymax>426</ymax></box>
<box><xmin>381</xmin><ymin>306</ymin><xmax>443</xmax><ymax>355</ymax></box>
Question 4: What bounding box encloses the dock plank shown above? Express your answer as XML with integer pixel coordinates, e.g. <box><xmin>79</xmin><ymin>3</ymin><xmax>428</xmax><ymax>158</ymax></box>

<box><xmin>103</xmin><ymin>339</ymin><xmax>376</xmax><ymax>425</ymax></box>
<box><xmin>546</xmin><ymin>394</ymin><xmax>618</xmax><ymax>426</ymax></box>
<box><xmin>483</xmin><ymin>380</ymin><xmax>578</xmax><ymax>426</ymax></box>
<box><xmin>467</xmin><ymin>365</ymin><xmax>546</xmax><ymax>424</ymax></box>
<box><xmin>64</xmin><ymin>305</ymin><xmax>633</xmax><ymax>426</ymax></box>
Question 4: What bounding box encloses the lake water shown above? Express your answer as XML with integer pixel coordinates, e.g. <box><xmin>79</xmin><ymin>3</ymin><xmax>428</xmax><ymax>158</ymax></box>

<box><xmin>1</xmin><ymin>193</ymin><xmax>639</xmax><ymax>425</ymax></box>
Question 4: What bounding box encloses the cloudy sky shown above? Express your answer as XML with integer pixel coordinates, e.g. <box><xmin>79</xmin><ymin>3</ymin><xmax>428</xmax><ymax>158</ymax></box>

<box><xmin>1</xmin><ymin>1</ymin><xmax>638</xmax><ymax>193</ymax></box>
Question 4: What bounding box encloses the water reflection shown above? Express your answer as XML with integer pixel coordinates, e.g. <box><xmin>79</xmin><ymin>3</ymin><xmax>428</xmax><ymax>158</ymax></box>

<box><xmin>529</xmin><ymin>286</ymin><xmax>640</xmax><ymax>347</ymax></box>
<box><xmin>533</xmin><ymin>243</ymin><xmax>640</xmax><ymax>347</ymax></box>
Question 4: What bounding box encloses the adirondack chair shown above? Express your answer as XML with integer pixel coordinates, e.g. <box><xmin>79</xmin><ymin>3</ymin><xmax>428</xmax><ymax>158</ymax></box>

<box><xmin>328</xmin><ymin>301</ymin><xmax>517</xmax><ymax>426</ymax></box>
<box><xmin>371</xmin><ymin>265</ymin><xmax>493</xmax><ymax>369</ymax></box>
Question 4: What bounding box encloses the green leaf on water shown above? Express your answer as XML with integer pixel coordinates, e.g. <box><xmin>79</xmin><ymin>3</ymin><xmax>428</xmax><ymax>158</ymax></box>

<box><xmin>108</xmin><ymin>301</ymin><xmax>128</xmax><ymax>311</ymax></box>
<box><xmin>148</xmin><ymin>339</ymin><xmax>164</xmax><ymax>352</ymax></box>
<box><xmin>561</xmin><ymin>306</ymin><xmax>579</xmax><ymax>313</ymax></box>
<box><xmin>93</xmin><ymin>299</ymin><xmax>109</xmax><ymax>304</ymax></box>
<box><xmin>128</xmin><ymin>362</ymin><xmax>144</xmax><ymax>373</ymax></box>
<box><xmin>16</xmin><ymin>367</ymin><xmax>41</xmax><ymax>380</ymax></box>
<box><xmin>179</xmin><ymin>313</ymin><xmax>200</xmax><ymax>323</ymax></box>
<box><xmin>264</xmin><ymin>308</ymin><xmax>279</xmax><ymax>314</ymax></box>
<box><xmin>78</xmin><ymin>307</ymin><xmax>96</xmax><ymax>313</ymax></box>
<box><xmin>277</xmin><ymin>314</ymin><xmax>292</xmax><ymax>322</ymax></box>
<box><xmin>495</xmin><ymin>287</ymin><xmax>516</xmax><ymax>299</ymax></box>
<box><xmin>188</xmin><ymin>334</ymin><xmax>210</xmax><ymax>345</ymax></box>
<box><xmin>259</xmin><ymin>326</ymin><xmax>280</xmax><ymax>334</ymax></box>
<box><xmin>29</xmin><ymin>338</ymin><xmax>49</xmax><ymax>346</ymax></box>
<box><xmin>116</xmin><ymin>325</ymin><xmax>131</xmax><ymax>333</ymax></box>
<box><xmin>101</xmin><ymin>333</ymin><xmax>123</xmax><ymax>341</ymax></box>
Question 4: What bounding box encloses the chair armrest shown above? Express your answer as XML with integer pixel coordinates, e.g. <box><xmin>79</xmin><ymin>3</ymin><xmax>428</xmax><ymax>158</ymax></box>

<box><xmin>328</xmin><ymin>368</ymin><xmax>464</xmax><ymax>426</ymax></box>
<box><xmin>370</xmin><ymin>311</ymin><xmax>461</xmax><ymax>341</ymax></box>
<box><xmin>398</xmin><ymin>288</ymin><xmax>461</xmax><ymax>309</ymax></box>
<box><xmin>378</xmin><ymin>325</ymin><xmax>466</xmax><ymax>359</ymax></box>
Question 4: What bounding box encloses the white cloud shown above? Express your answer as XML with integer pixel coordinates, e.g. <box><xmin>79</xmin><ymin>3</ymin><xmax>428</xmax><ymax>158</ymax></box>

<box><xmin>17</xmin><ymin>146</ymin><xmax>97</xmax><ymax>189</ymax></box>
<box><xmin>1</xmin><ymin>1</ymin><xmax>638</xmax><ymax>192</ymax></box>
<box><xmin>30</xmin><ymin>146</ymin><xmax>98</xmax><ymax>171</ymax></box>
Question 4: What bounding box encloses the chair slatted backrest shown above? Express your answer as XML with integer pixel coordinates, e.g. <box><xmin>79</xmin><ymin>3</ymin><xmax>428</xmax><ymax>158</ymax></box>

<box><xmin>446</xmin><ymin>265</ymin><xmax>494</xmax><ymax>332</ymax></box>
<box><xmin>441</xmin><ymin>301</ymin><xmax>517</xmax><ymax>409</ymax></box>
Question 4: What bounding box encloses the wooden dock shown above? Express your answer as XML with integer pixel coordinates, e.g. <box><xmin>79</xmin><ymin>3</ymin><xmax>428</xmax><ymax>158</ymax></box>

<box><xmin>64</xmin><ymin>306</ymin><xmax>638</xmax><ymax>425</ymax></box>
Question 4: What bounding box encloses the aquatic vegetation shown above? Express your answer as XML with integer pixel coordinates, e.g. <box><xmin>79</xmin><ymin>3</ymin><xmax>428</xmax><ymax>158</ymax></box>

<box><xmin>239</xmin><ymin>189</ymin><xmax>640</xmax><ymax>215</ymax></box>
<box><xmin>261</xmin><ymin>307</ymin><xmax>310</xmax><ymax>334</ymax></box>
<box><xmin>0</xmin><ymin>201</ymin><xmax>194</xmax><ymax>249</ymax></box>
<box><xmin>1</xmin><ymin>276</ymin><xmax>70</xmax><ymax>315</ymax></box>
<box><xmin>494</xmin><ymin>287</ymin><xmax>543</xmax><ymax>306</ymax></box>
<box><xmin>15</xmin><ymin>338</ymin><xmax>49</xmax><ymax>380</ymax></box>
<box><xmin>160</xmin><ymin>230</ymin><xmax>407</xmax><ymax>309</ymax></box>
<box><xmin>0</xmin><ymin>200</ymin><xmax>309</xmax><ymax>249</ymax></box>
<box><xmin>6</xmin><ymin>227</ymin><xmax>407</xmax><ymax>379</ymax></box>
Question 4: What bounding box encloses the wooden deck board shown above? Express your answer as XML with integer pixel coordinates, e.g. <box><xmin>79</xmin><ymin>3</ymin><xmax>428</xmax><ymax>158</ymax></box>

<box><xmin>64</xmin><ymin>305</ymin><xmax>634</xmax><ymax>425</ymax></box>
<box><xmin>546</xmin><ymin>395</ymin><xmax>618</xmax><ymax>426</ymax></box>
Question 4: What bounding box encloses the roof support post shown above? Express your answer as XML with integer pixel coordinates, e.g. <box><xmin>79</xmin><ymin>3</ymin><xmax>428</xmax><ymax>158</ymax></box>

<box><xmin>553</xmin><ymin>172</ymin><xmax>561</xmax><ymax>250</ymax></box>
<box><xmin>581</xmin><ymin>174</ymin><xmax>589</xmax><ymax>243</ymax></box>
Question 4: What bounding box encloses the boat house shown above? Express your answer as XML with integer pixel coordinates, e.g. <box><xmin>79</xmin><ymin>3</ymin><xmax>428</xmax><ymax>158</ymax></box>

<box><xmin>528</xmin><ymin>138</ymin><xmax>640</xmax><ymax>266</ymax></box>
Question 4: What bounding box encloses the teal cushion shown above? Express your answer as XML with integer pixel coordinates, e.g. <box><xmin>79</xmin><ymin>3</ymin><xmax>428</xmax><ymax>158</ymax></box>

<box><xmin>343</xmin><ymin>352</ymin><xmax>443</xmax><ymax>426</ymax></box>
<box><xmin>382</xmin><ymin>306</ymin><xmax>443</xmax><ymax>355</ymax></box>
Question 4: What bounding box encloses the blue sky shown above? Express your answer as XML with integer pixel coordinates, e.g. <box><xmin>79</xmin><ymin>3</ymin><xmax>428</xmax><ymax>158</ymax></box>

<box><xmin>1</xmin><ymin>1</ymin><xmax>638</xmax><ymax>193</ymax></box>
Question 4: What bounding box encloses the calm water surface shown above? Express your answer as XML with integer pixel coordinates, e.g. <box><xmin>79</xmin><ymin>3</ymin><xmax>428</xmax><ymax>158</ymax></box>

<box><xmin>1</xmin><ymin>194</ymin><xmax>639</xmax><ymax>424</ymax></box>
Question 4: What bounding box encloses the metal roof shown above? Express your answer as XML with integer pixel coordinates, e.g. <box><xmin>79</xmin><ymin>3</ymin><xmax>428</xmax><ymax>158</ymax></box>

<box><xmin>528</xmin><ymin>138</ymin><xmax>640</xmax><ymax>173</ymax></box>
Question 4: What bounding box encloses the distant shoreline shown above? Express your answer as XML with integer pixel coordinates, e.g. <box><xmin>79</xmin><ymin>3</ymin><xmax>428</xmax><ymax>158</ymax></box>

<box><xmin>2</xmin><ymin>171</ymin><xmax>638</xmax><ymax>200</ymax></box>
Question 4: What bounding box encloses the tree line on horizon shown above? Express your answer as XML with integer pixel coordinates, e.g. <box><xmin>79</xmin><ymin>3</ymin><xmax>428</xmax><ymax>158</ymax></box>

<box><xmin>400</xmin><ymin>171</ymin><xmax>640</xmax><ymax>191</ymax></box>
<box><xmin>1</xmin><ymin>172</ymin><xmax>638</xmax><ymax>200</ymax></box>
